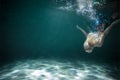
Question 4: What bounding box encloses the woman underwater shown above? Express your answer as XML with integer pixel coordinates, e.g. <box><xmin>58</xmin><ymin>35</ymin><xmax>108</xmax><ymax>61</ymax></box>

<box><xmin>76</xmin><ymin>19</ymin><xmax>120</xmax><ymax>53</ymax></box>
<box><xmin>76</xmin><ymin>0</ymin><xmax>120</xmax><ymax>53</ymax></box>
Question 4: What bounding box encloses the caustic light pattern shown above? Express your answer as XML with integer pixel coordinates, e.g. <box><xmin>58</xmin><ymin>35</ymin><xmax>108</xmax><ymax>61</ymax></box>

<box><xmin>0</xmin><ymin>59</ymin><xmax>115</xmax><ymax>80</ymax></box>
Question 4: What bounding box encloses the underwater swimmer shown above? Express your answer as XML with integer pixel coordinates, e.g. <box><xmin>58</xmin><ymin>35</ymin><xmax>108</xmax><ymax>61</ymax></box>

<box><xmin>76</xmin><ymin>19</ymin><xmax>120</xmax><ymax>53</ymax></box>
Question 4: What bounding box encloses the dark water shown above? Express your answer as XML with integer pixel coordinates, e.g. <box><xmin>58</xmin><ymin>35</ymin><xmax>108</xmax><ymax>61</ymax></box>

<box><xmin>1</xmin><ymin>0</ymin><xmax>120</xmax><ymax>80</ymax></box>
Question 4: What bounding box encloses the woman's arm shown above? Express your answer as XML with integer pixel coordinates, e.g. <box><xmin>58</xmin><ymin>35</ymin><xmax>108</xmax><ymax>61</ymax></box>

<box><xmin>76</xmin><ymin>25</ymin><xmax>88</xmax><ymax>37</ymax></box>
<box><xmin>104</xmin><ymin>19</ymin><xmax>120</xmax><ymax>37</ymax></box>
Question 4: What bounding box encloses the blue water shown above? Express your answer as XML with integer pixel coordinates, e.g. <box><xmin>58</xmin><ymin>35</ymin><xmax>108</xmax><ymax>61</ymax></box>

<box><xmin>1</xmin><ymin>0</ymin><xmax>120</xmax><ymax>80</ymax></box>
